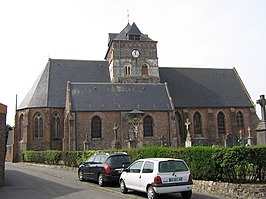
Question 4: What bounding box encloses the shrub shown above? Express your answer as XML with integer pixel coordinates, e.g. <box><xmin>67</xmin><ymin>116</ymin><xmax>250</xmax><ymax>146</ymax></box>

<box><xmin>43</xmin><ymin>150</ymin><xmax>62</xmax><ymax>165</ymax></box>
<box><xmin>22</xmin><ymin>145</ymin><xmax>266</xmax><ymax>183</ymax></box>
<box><xmin>179</xmin><ymin>147</ymin><xmax>221</xmax><ymax>181</ymax></box>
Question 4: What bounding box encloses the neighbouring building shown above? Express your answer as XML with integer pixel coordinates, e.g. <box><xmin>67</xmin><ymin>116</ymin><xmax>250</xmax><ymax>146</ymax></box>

<box><xmin>13</xmin><ymin>23</ymin><xmax>259</xmax><ymax>161</ymax></box>
<box><xmin>0</xmin><ymin>103</ymin><xmax>7</xmax><ymax>186</ymax></box>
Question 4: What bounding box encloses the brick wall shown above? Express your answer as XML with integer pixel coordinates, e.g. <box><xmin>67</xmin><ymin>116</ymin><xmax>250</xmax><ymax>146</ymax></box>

<box><xmin>15</xmin><ymin>108</ymin><xmax>176</xmax><ymax>153</ymax></box>
<box><xmin>74</xmin><ymin>111</ymin><xmax>175</xmax><ymax>150</ymax></box>
<box><xmin>176</xmin><ymin>107</ymin><xmax>258</xmax><ymax>146</ymax></box>
<box><xmin>0</xmin><ymin>103</ymin><xmax>7</xmax><ymax>186</ymax></box>
<box><xmin>14</xmin><ymin>108</ymin><xmax>64</xmax><ymax>161</ymax></box>
<box><xmin>14</xmin><ymin>106</ymin><xmax>257</xmax><ymax>156</ymax></box>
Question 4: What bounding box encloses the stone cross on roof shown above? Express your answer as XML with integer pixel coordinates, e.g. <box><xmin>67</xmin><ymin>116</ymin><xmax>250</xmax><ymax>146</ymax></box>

<box><xmin>256</xmin><ymin>95</ymin><xmax>266</xmax><ymax>121</ymax></box>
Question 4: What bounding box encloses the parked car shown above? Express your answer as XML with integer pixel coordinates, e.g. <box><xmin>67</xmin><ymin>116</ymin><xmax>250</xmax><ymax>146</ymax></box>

<box><xmin>119</xmin><ymin>158</ymin><xmax>193</xmax><ymax>199</ymax></box>
<box><xmin>78</xmin><ymin>152</ymin><xmax>131</xmax><ymax>186</ymax></box>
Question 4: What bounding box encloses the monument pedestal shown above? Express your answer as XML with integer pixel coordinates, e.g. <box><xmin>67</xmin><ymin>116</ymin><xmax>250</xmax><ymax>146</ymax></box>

<box><xmin>193</xmin><ymin>137</ymin><xmax>208</xmax><ymax>146</ymax></box>
<box><xmin>185</xmin><ymin>132</ymin><xmax>192</xmax><ymax>147</ymax></box>
<box><xmin>127</xmin><ymin>139</ymin><xmax>135</xmax><ymax>148</ymax></box>
<box><xmin>111</xmin><ymin>139</ymin><xmax>121</xmax><ymax>149</ymax></box>
<box><xmin>256</xmin><ymin>121</ymin><xmax>266</xmax><ymax>145</ymax></box>
<box><xmin>225</xmin><ymin>134</ymin><xmax>238</xmax><ymax>147</ymax></box>
<box><xmin>256</xmin><ymin>95</ymin><xmax>266</xmax><ymax>145</ymax></box>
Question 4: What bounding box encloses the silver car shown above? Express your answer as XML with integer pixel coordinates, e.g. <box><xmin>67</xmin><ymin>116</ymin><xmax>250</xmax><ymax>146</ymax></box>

<box><xmin>119</xmin><ymin>158</ymin><xmax>193</xmax><ymax>199</ymax></box>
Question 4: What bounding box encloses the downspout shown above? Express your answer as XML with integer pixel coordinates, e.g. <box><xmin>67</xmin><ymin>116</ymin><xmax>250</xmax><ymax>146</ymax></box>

<box><xmin>167</xmin><ymin>112</ymin><xmax>171</xmax><ymax>146</ymax></box>
<box><xmin>65</xmin><ymin>81</ymin><xmax>72</xmax><ymax>151</ymax></box>
<box><xmin>75</xmin><ymin>110</ymin><xmax>77</xmax><ymax>150</ymax></box>
<box><xmin>119</xmin><ymin>40</ymin><xmax>121</xmax><ymax>81</ymax></box>
<box><xmin>164</xmin><ymin>82</ymin><xmax>175</xmax><ymax>146</ymax></box>
<box><xmin>68</xmin><ymin>82</ymin><xmax>72</xmax><ymax>151</ymax></box>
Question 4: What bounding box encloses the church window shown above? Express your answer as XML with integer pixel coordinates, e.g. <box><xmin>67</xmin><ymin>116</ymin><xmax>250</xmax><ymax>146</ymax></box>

<box><xmin>129</xmin><ymin>34</ymin><xmax>140</xmax><ymax>41</ymax></box>
<box><xmin>91</xmin><ymin>116</ymin><xmax>102</xmax><ymax>138</ymax></box>
<box><xmin>193</xmin><ymin>112</ymin><xmax>202</xmax><ymax>136</ymax></box>
<box><xmin>124</xmin><ymin>65</ymin><xmax>131</xmax><ymax>76</ymax></box>
<box><xmin>51</xmin><ymin>112</ymin><xmax>60</xmax><ymax>138</ymax></box>
<box><xmin>144</xmin><ymin>116</ymin><xmax>153</xmax><ymax>137</ymax></box>
<box><xmin>217</xmin><ymin>112</ymin><xmax>226</xmax><ymax>134</ymax></box>
<box><xmin>237</xmin><ymin>111</ymin><xmax>244</xmax><ymax>128</ymax></box>
<box><xmin>141</xmin><ymin>64</ymin><xmax>148</xmax><ymax>76</ymax></box>
<box><xmin>19</xmin><ymin>114</ymin><xmax>25</xmax><ymax>141</ymax></box>
<box><xmin>34</xmin><ymin>112</ymin><xmax>43</xmax><ymax>138</ymax></box>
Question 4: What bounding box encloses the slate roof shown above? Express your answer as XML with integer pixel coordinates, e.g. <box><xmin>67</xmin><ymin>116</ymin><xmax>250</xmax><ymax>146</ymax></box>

<box><xmin>69</xmin><ymin>83</ymin><xmax>172</xmax><ymax>111</ymax></box>
<box><xmin>159</xmin><ymin>67</ymin><xmax>254</xmax><ymax>108</ymax></box>
<box><xmin>19</xmin><ymin>58</ymin><xmax>254</xmax><ymax>110</ymax></box>
<box><xmin>108</xmin><ymin>22</ymin><xmax>154</xmax><ymax>46</ymax></box>
<box><xmin>18</xmin><ymin>59</ymin><xmax>110</xmax><ymax>109</ymax></box>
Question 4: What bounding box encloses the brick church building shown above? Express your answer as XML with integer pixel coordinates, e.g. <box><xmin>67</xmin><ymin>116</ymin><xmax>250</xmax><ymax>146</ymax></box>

<box><xmin>13</xmin><ymin>23</ymin><xmax>258</xmax><ymax>161</ymax></box>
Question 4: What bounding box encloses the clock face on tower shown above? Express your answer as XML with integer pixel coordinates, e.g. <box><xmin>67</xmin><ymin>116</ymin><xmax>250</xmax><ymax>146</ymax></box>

<box><xmin>131</xmin><ymin>49</ymin><xmax>140</xmax><ymax>58</ymax></box>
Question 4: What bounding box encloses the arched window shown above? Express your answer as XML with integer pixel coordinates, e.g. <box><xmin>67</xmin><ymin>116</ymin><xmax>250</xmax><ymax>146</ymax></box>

<box><xmin>124</xmin><ymin>65</ymin><xmax>131</xmax><ymax>76</ymax></box>
<box><xmin>34</xmin><ymin>112</ymin><xmax>43</xmax><ymax>138</ymax></box>
<box><xmin>193</xmin><ymin>112</ymin><xmax>202</xmax><ymax>136</ymax></box>
<box><xmin>141</xmin><ymin>64</ymin><xmax>148</xmax><ymax>76</ymax></box>
<box><xmin>91</xmin><ymin>116</ymin><xmax>101</xmax><ymax>138</ymax></box>
<box><xmin>237</xmin><ymin>111</ymin><xmax>244</xmax><ymax>128</ymax></box>
<box><xmin>217</xmin><ymin>112</ymin><xmax>226</xmax><ymax>134</ymax></box>
<box><xmin>19</xmin><ymin>114</ymin><xmax>25</xmax><ymax>141</ymax></box>
<box><xmin>51</xmin><ymin>112</ymin><xmax>60</xmax><ymax>138</ymax></box>
<box><xmin>144</xmin><ymin>116</ymin><xmax>153</xmax><ymax>137</ymax></box>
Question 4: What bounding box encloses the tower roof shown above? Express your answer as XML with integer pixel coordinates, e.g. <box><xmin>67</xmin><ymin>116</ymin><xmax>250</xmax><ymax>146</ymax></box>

<box><xmin>127</xmin><ymin>22</ymin><xmax>142</xmax><ymax>35</ymax></box>
<box><xmin>108</xmin><ymin>22</ymin><xmax>154</xmax><ymax>46</ymax></box>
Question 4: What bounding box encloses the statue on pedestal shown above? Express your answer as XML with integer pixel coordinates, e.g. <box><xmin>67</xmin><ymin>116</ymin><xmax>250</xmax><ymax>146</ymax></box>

<box><xmin>185</xmin><ymin>119</ymin><xmax>192</xmax><ymax>147</ymax></box>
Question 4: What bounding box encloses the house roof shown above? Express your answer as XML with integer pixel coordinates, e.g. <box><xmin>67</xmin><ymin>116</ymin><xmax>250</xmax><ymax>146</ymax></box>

<box><xmin>69</xmin><ymin>82</ymin><xmax>172</xmax><ymax>111</ymax></box>
<box><xmin>18</xmin><ymin>59</ymin><xmax>110</xmax><ymax>109</ymax></box>
<box><xmin>159</xmin><ymin>67</ymin><xmax>254</xmax><ymax>108</ymax></box>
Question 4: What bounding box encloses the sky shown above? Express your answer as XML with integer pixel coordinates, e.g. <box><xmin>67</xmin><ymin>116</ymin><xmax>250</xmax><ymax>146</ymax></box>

<box><xmin>0</xmin><ymin>0</ymin><xmax>266</xmax><ymax>125</ymax></box>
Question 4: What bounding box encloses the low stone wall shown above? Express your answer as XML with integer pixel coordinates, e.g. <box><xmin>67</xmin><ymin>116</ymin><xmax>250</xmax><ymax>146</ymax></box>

<box><xmin>193</xmin><ymin>180</ymin><xmax>266</xmax><ymax>199</ymax></box>
<box><xmin>23</xmin><ymin>163</ymin><xmax>266</xmax><ymax>198</ymax></box>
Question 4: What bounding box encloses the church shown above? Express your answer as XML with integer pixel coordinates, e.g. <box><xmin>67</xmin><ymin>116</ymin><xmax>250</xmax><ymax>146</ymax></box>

<box><xmin>13</xmin><ymin>22</ymin><xmax>258</xmax><ymax>161</ymax></box>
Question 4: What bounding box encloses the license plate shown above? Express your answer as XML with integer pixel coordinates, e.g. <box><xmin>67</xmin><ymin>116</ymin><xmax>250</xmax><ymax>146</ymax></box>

<box><xmin>169</xmin><ymin>177</ymin><xmax>182</xmax><ymax>182</ymax></box>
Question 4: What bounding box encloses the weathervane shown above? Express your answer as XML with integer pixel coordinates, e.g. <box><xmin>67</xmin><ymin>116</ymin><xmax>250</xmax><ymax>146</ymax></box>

<box><xmin>127</xmin><ymin>10</ymin><xmax>130</xmax><ymax>23</ymax></box>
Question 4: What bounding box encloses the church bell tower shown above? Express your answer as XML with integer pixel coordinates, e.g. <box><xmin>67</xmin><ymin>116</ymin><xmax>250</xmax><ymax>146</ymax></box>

<box><xmin>105</xmin><ymin>22</ymin><xmax>160</xmax><ymax>83</ymax></box>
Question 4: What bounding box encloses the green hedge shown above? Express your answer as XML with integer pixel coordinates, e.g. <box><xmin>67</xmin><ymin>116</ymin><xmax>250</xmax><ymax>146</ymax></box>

<box><xmin>23</xmin><ymin>150</ymin><xmax>62</xmax><ymax>165</ymax></box>
<box><xmin>22</xmin><ymin>146</ymin><xmax>266</xmax><ymax>183</ymax></box>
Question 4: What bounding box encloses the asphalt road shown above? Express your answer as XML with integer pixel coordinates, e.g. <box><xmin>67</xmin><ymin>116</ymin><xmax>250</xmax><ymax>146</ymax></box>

<box><xmin>1</xmin><ymin>162</ymin><xmax>225</xmax><ymax>199</ymax></box>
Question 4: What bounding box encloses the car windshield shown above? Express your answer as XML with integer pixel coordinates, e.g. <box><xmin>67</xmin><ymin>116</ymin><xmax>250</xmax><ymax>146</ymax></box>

<box><xmin>159</xmin><ymin>160</ymin><xmax>188</xmax><ymax>173</ymax></box>
<box><xmin>106</xmin><ymin>155</ymin><xmax>131</xmax><ymax>165</ymax></box>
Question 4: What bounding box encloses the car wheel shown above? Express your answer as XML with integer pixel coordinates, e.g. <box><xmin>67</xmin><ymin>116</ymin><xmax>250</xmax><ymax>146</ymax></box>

<box><xmin>181</xmin><ymin>190</ymin><xmax>192</xmax><ymax>199</ymax></box>
<box><xmin>97</xmin><ymin>173</ymin><xmax>105</xmax><ymax>186</ymax></box>
<box><xmin>120</xmin><ymin>179</ymin><xmax>128</xmax><ymax>194</ymax></box>
<box><xmin>78</xmin><ymin>169</ymin><xmax>84</xmax><ymax>181</ymax></box>
<box><xmin>147</xmin><ymin>186</ymin><xmax>159</xmax><ymax>199</ymax></box>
